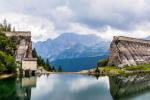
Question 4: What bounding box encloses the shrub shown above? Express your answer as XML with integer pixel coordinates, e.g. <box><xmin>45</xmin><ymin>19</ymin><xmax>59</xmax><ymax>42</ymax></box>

<box><xmin>124</xmin><ymin>64</ymin><xmax>150</xmax><ymax>71</ymax></box>
<box><xmin>101</xmin><ymin>66</ymin><xmax>125</xmax><ymax>74</ymax></box>
<box><xmin>0</xmin><ymin>50</ymin><xmax>16</xmax><ymax>73</ymax></box>
<box><xmin>97</xmin><ymin>59</ymin><xmax>108</xmax><ymax>67</ymax></box>
<box><xmin>0</xmin><ymin>32</ymin><xmax>16</xmax><ymax>56</ymax></box>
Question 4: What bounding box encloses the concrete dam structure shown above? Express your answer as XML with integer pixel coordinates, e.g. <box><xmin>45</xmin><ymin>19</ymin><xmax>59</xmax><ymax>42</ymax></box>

<box><xmin>108</xmin><ymin>36</ymin><xmax>150</xmax><ymax>67</ymax></box>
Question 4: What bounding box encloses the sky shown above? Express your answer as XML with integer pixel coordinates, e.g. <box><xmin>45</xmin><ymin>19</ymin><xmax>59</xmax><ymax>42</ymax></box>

<box><xmin>0</xmin><ymin>0</ymin><xmax>150</xmax><ymax>42</ymax></box>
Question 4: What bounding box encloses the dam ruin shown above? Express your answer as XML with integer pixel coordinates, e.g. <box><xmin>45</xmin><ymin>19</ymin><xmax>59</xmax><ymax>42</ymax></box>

<box><xmin>108</xmin><ymin>36</ymin><xmax>150</xmax><ymax>67</ymax></box>
<box><xmin>4</xmin><ymin>31</ymin><xmax>37</xmax><ymax>74</ymax></box>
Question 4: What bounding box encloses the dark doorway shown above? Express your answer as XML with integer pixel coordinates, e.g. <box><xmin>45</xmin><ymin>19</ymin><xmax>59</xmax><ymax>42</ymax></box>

<box><xmin>32</xmin><ymin>71</ymin><xmax>35</xmax><ymax>76</ymax></box>
<box><xmin>25</xmin><ymin>69</ymin><xmax>30</xmax><ymax>77</ymax></box>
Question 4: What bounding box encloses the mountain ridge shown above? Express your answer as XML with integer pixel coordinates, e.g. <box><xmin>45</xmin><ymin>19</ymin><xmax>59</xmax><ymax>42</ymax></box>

<box><xmin>33</xmin><ymin>33</ymin><xmax>110</xmax><ymax>61</ymax></box>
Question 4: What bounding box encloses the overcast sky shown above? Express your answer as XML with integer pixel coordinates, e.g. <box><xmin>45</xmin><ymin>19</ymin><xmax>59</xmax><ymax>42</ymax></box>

<box><xmin>0</xmin><ymin>0</ymin><xmax>150</xmax><ymax>42</ymax></box>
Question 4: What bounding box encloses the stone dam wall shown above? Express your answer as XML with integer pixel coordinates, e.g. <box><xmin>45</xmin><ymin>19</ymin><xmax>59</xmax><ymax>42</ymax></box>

<box><xmin>108</xmin><ymin>36</ymin><xmax>150</xmax><ymax>67</ymax></box>
<box><xmin>4</xmin><ymin>31</ymin><xmax>37</xmax><ymax>73</ymax></box>
<box><xmin>4</xmin><ymin>31</ymin><xmax>32</xmax><ymax>61</ymax></box>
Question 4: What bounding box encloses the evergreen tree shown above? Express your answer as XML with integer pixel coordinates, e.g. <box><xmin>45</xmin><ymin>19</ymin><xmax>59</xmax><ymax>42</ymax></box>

<box><xmin>13</xmin><ymin>26</ymin><xmax>15</xmax><ymax>31</ymax></box>
<box><xmin>52</xmin><ymin>66</ymin><xmax>56</xmax><ymax>72</ymax></box>
<box><xmin>95</xmin><ymin>66</ymin><xmax>100</xmax><ymax>73</ymax></box>
<box><xmin>3</xmin><ymin>19</ymin><xmax>7</xmax><ymax>31</ymax></box>
<box><xmin>32</xmin><ymin>48</ymin><xmax>53</xmax><ymax>71</ymax></box>
<box><xmin>7</xmin><ymin>24</ymin><xmax>11</xmax><ymax>31</ymax></box>
<box><xmin>0</xmin><ymin>19</ymin><xmax>12</xmax><ymax>31</ymax></box>
<box><xmin>45</xmin><ymin>59</ymin><xmax>52</xmax><ymax>71</ymax></box>
<box><xmin>58</xmin><ymin>66</ymin><xmax>63</xmax><ymax>72</ymax></box>
<box><xmin>32</xmin><ymin>48</ymin><xmax>38</xmax><ymax>58</ymax></box>
<box><xmin>0</xmin><ymin>24</ymin><xmax>3</xmax><ymax>31</ymax></box>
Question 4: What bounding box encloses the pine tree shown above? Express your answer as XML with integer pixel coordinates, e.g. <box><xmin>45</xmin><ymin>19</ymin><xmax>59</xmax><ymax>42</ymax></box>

<box><xmin>52</xmin><ymin>66</ymin><xmax>56</xmax><ymax>72</ymax></box>
<box><xmin>13</xmin><ymin>26</ymin><xmax>15</xmax><ymax>31</ymax></box>
<box><xmin>46</xmin><ymin>59</ymin><xmax>52</xmax><ymax>71</ymax></box>
<box><xmin>0</xmin><ymin>19</ymin><xmax>12</xmax><ymax>31</ymax></box>
<box><xmin>3</xmin><ymin>19</ymin><xmax>7</xmax><ymax>31</ymax></box>
<box><xmin>58</xmin><ymin>66</ymin><xmax>63</xmax><ymax>72</ymax></box>
<box><xmin>32</xmin><ymin>48</ymin><xmax>53</xmax><ymax>71</ymax></box>
<box><xmin>7</xmin><ymin>24</ymin><xmax>11</xmax><ymax>31</ymax></box>
<box><xmin>95</xmin><ymin>66</ymin><xmax>100</xmax><ymax>73</ymax></box>
<box><xmin>32</xmin><ymin>48</ymin><xmax>38</xmax><ymax>58</ymax></box>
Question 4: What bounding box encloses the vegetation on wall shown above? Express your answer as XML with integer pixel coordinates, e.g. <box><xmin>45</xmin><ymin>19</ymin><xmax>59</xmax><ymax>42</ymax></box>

<box><xmin>0</xmin><ymin>32</ymin><xmax>16</xmax><ymax>73</ymax></box>
<box><xmin>0</xmin><ymin>20</ymin><xmax>17</xmax><ymax>73</ymax></box>
<box><xmin>0</xmin><ymin>32</ymin><xmax>16</xmax><ymax>56</ymax></box>
<box><xmin>0</xmin><ymin>51</ymin><xmax>16</xmax><ymax>73</ymax></box>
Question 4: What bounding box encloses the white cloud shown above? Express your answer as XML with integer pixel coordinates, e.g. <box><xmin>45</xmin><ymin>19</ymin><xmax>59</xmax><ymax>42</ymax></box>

<box><xmin>99</xmin><ymin>26</ymin><xmax>149</xmax><ymax>40</ymax></box>
<box><xmin>0</xmin><ymin>0</ymin><xmax>150</xmax><ymax>42</ymax></box>
<box><xmin>64</xmin><ymin>22</ymin><xmax>149</xmax><ymax>41</ymax></box>
<box><xmin>0</xmin><ymin>12</ymin><xmax>58</xmax><ymax>42</ymax></box>
<box><xmin>70</xmin><ymin>76</ymin><xmax>109</xmax><ymax>91</ymax></box>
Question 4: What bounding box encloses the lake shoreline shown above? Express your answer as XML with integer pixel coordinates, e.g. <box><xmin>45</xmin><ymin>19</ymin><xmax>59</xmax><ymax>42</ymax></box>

<box><xmin>1</xmin><ymin>70</ymin><xmax>150</xmax><ymax>80</ymax></box>
<box><xmin>0</xmin><ymin>73</ymin><xmax>16</xmax><ymax>80</ymax></box>
<box><xmin>44</xmin><ymin>71</ymin><xmax>149</xmax><ymax>76</ymax></box>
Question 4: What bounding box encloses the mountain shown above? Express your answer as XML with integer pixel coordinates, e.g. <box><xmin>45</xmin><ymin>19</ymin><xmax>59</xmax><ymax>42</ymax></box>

<box><xmin>33</xmin><ymin>33</ymin><xmax>110</xmax><ymax>61</ymax></box>
<box><xmin>33</xmin><ymin>33</ymin><xmax>110</xmax><ymax>71</ymax></box>
<box><xmin>145</xmin><ymin>36</ymin><xmax>150</xmax><ymax>40</ymax></box>
<box><xmin>51</xmin><ymin>55</ymin><xmax>108</xmax><ymax>72</ymax></box>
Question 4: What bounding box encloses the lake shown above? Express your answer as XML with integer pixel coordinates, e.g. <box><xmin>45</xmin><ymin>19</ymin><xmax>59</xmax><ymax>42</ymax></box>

<box><xmin>0</xmin><ymin>74</ymin><xmax>150</xmax><ymax>100</ymax></box>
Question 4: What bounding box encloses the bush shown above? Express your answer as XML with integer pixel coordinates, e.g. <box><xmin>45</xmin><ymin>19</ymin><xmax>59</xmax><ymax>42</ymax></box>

<box><xmin>0</xmin><ymin>23</ymin><xmax>16</xmax><ymax>73</ymax></box>
<box><xmin>0</xmin><ymin>32</ymin><xmax>16</xmax><ymax>56</ymax></box>
<box><xmin>0</xmin><ymin>50</ymin><xmax>16</xmax><ymax>73</ymax></box>
<box><xmin>97</xmin><ymin>59</ymin><xmax>108</xmax><ymax>67</ymax></box>
<box><xmin>101</xmin><ymin>66</ymin><xmax>125</xmax><ymax>74</ymax></box>
<box><xmin>124</xmin><ymin>64</ymin><xmax>150</xmax><ymax>71</ymax></box>
<box><xmin>0</xmin><ymin>62</ymin><xmax>6</xmax><ymax>72</ymax></box>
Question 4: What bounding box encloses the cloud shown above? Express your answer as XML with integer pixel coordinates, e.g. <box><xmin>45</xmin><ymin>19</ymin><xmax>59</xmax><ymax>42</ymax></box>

<box><xmin>0</xmin><ymin>12</ymin><xmax>58</xmax><ymax>42</ymax></box>
<box><xmin>69</xmin><ymin>0</ymin><xmax>150</xmax><ymax>30</ymax></box>
<box><xmin>0</xmin><ymin>0</ymin><xmax>150</xmax><ymax>42</ymax></box>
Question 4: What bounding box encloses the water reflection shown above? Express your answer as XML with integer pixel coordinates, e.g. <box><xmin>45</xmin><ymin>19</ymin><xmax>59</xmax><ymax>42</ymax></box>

<box><xmin>16</xmin><ymin>76</ymin><xmax>37</xmax><ymax>100</ymax></box>
<box><xmin>31</xmin><ymin>74</ymin><xmax>112</xmax><ymax>100</ymax></box>
<box><xmin>109</xmin><ymin>74</ymin><xmax>150</xmax><ymax>100</ymax></box>
<box><xmin>0</xmin><ymin>75</ymin><xmax>37</xmax><ymax>100</ymax></box>
<box><xmin>0</xmin><ymin>78</ymin><xmax>17</xmax><ymax>100</ymax></box>
<box><xmin>1</xmin><ymin>74</ymin><xmax>150</xmax><ymax>100</ymax></box>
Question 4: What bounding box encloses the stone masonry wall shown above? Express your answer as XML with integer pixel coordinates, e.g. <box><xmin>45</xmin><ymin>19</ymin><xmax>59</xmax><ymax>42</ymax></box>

<box><xmin>4</xmin><ymin>31</ymin><xmax>32</xmax><ymax>61</ymax></box>
<box><xmin>108</xmin><ymin>36</ymin><xmax>150</xmax><ymax>67</ymax></box>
